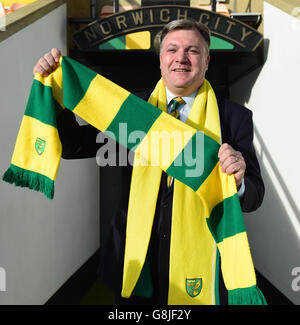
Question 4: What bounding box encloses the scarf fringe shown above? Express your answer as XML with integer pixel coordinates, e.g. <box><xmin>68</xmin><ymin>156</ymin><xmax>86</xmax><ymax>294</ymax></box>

<box><xmin>228</xmin><ymin>285</ymin><xmax>267</xmax><ymax>305</ymax></box>
<box><xmin>2</xmin><ymin>165</ymin><xmax>54</xmax><ymax>200</ymax></box>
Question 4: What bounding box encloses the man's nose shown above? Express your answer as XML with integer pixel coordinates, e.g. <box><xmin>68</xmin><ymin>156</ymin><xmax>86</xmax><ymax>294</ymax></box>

<box><xmin>175</xmin><ymin>49</ymin><xmax>188</xmax><ymax>63</ymax></box>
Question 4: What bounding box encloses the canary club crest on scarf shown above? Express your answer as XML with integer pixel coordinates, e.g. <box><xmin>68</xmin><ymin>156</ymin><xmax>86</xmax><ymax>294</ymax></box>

<box><xmin>186</xmin><ymin>278</ymin><xmax>203</xmax><ymax>298</ymax></box>
<box><xmin>35</xmin><ymin>137</ymin><xmax>46</xmax><ymax>155</ymax></box>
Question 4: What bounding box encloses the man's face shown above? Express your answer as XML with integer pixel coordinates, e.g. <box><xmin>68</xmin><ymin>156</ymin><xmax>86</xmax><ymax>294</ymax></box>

<box><xmin>159</xmin><ymin>28</ymin><xmax>210</xmax><ymax>96</ymax></box>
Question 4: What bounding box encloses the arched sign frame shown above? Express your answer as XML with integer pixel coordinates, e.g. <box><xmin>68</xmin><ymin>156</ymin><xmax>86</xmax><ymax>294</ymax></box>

<box><xmin>73</xmin><ymin>5</ymin><xmax>263</xmax><ymax>53</ymax></box>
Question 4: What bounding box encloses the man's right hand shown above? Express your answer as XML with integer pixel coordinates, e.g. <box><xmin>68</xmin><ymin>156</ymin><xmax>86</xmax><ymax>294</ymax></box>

<box><xmin>33</xmin><ymin>48</ymin><xmax>61</xmax><ymax>76</ymax></box>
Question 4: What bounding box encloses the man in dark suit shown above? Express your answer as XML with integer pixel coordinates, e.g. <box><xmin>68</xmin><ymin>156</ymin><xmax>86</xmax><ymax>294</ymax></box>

<box><xmin>33</xmin><ymin>19</ymin><xmax>264</xmax><ymax>305</ymax></box>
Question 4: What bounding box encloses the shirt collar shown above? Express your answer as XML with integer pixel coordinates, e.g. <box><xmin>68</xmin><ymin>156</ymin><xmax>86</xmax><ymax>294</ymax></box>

<box><xmin>166</xmin><ymin>87</ymin><xmax>198</xmax><ymax>109</ymax></box>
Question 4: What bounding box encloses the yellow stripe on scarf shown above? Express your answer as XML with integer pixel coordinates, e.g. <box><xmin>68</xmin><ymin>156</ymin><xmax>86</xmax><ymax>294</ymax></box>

<box><xmin>218</xmin><ymin>232</ymin><xmax>256</xmax><ymax>290</ymax></box>
<box><xmin>169</xmin><ymin>81</ymin><xmax>221</xmax><ymax>305</ymax></box>
<box><xmin>73</xmin><ymin>75</ymin><xmax>130</xmax><ymax>131</ymax></box>
<box><xmin>134</xmin><ymin>111</ymin><xmax>196</xmax><ymax>168</ymax></box>
<box><xmin>11</xmin><ymin>116</ymin><xmax>61</xmax><ymax>181</ymax></box>
<box><xmin>198</xmin><ymin>163</ymin><xmax>237</xmax><ymax>218</ymax></box>
<box><xmin>35</xmin><ymin>66</ymin><xmax>64</xmax><ymax>109</ymax></box>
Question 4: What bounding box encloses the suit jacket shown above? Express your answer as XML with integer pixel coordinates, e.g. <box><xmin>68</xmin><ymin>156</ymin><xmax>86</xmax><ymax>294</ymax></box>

<box><xmin>57</xmin><ymin>90</ymin><xmax>265</xmax><ymax>304</ymax></box>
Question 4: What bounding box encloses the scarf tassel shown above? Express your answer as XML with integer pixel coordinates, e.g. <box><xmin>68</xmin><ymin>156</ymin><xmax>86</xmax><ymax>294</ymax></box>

<box><xmin>228</xmin><ymin>285</ymin><xmax>267</xmax><ymax>305</ymax></box>
<box><xmin>2</xmin><ymin>165</ymin><xmax>54</xmax><ymax>200</ymax></box>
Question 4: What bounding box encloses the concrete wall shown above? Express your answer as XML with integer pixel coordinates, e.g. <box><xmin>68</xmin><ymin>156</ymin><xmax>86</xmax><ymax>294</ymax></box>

<box><xmin>0</xmin><ymin>3</ymin><xmax>100</xmax><ymax>304</ymax></box>
<box><xmin>230</xmin><ymin>1</ymin><xmax>300</xmax><ymax>304</ymax></box>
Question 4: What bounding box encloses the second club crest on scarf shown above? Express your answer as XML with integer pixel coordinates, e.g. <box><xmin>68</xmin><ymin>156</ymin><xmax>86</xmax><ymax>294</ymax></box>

<box><xmin>35</xmin><ymin>137</ymin><xmax>46</xmax><ymax>155</ymax></box>
<box><xmin>186</xmin><ymin>278</ymin><xmax>202</xmax><ymax>297</ymax></box>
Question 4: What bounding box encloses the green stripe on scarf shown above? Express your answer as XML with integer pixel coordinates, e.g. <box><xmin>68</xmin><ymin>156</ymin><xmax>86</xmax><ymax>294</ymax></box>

<box><xmin>207</xmin><ymin>194</ymin><xmax>246</xmax><ymax>243</ymax></box>
<box><xmin>106</xmin><ymin>94</ymin><xmax>162</xmax><ymax>150</ymax></box>
<box><xmin>166</xmin><ymin>131</ymin><xmax>220</xmax><ymax>191</ymax></box>
<box><xmin>25</xmin><ymin>80</ymin><xmax>63</xmax><ymax>127</ymax></box>
<box><xmin>61</xmin><ymin>56</ymin><xmax>97</xmax><ymax>110</ymax></box>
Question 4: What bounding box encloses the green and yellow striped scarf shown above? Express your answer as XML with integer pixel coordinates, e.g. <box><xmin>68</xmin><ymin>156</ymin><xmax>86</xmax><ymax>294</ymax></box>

<box><xmin>3</xmin><ymin>56</ymin><xmax>266</xmax><ymax>305</ymax></box>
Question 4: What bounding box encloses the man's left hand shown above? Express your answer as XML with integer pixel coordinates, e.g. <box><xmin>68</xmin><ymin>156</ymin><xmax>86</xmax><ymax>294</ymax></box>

<box><xmin>218</xmin><ymin>143</ymin><xmax>246</xmax><ymax>189</ymax></box>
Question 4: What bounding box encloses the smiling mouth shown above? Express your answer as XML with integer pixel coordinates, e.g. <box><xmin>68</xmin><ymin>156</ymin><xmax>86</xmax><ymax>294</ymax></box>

<box><xmin>172</xmin><ymin>68</ymin><xmax>190</xmax><ymax>72</ymax></box>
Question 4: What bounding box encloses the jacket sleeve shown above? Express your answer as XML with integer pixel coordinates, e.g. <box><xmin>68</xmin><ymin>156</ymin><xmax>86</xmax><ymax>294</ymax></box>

<box><xmin>57</xmin><ymin>109</ymin><xmax>130</xmax><ymax>161</ymax></box>
<box><xmin>236</xmin><ymin>110</ymin><xmax>265</xmax><ymax>212</ymax></box>
<box><xmin>218</xmin><ymin>97</ymin><xmax>265</xmax><ymax>213</ymax></box>
<box><xmin>57</xmin><ymin>109</ymin><xmax>100</xmax><ymax>159</ymax></box>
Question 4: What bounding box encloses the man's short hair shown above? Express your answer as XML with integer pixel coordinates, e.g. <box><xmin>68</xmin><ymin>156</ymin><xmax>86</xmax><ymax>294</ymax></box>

<box><xmin>154</xmin><ymin>19</ymin><xmax>211</xmax><ymax>54</ymax></box>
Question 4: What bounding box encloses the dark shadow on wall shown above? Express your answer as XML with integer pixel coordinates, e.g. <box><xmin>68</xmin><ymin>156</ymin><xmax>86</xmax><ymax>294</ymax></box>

<box><xmin>228</xmin><ymin>37</ymin><xmax>300</xmax><ymax>226</ymax></box>
<box><xmin>227</xmin><ymin>38</ymin><xmax>270</xmax><ymax>103</ymax></box>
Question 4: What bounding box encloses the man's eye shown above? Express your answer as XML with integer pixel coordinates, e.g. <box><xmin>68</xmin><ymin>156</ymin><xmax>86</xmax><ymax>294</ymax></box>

<box><xmin>167</xmin><ymin>48</ymin><xmax>176</xmax><ymax>52</ymax></box>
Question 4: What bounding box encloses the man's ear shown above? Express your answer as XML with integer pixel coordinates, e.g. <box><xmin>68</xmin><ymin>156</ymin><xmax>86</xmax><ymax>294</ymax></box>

<box><xmin>205</xmin><ymin>55</ymin><xmax>210</xmax><ymax>71</ymax></box>
<box><xmin>159</xmin><ymin>54</ymin><xmax>163</xmax><ymax>71</ymax></box>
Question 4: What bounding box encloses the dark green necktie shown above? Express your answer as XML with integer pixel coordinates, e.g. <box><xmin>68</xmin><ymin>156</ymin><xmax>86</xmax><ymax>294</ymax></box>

<box><xmin>169</xmin><ymin>97</ymin><xmax>185</xmax><ymax>119</ymax></box>
<box><xmin>167</xmin><ymin>97</ymin><xmax>185</xmax><ymax>187</ymax></box>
